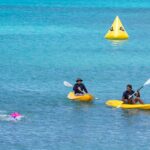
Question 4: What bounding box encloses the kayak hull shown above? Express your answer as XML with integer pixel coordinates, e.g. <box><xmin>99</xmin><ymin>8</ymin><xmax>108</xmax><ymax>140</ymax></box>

<box><xmin>67</xmin><ymin>92</ymin><xmax>94</xmax><ymax>102</ymax></box>
<box><xmin>106</xmin><ymin>100</ymin><xmax>150</xmax><ymax>110</ymax></box>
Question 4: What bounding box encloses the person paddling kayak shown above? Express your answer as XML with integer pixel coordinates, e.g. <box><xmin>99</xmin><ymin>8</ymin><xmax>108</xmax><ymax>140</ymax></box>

<box><xmin>73</xmin><ymin>78</ymin><xmax>88</xmax><ymax>95</ymax></box>
<box><xmin>122</xmin><ymin>84</ymin><xmax>144</xmax><ymax>104</ymax></box>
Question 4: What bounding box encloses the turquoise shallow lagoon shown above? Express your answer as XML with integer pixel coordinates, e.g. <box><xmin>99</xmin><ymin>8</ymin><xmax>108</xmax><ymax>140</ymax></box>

<box><xmin>0</xmin><ymin>3</ymin><xmax>150</xmax><ymax>150</ymax></box>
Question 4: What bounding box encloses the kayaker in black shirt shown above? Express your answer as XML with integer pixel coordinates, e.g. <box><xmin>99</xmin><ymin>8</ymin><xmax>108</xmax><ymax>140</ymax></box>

<box><xmin>73</xmin><ymin>78</ymin><xmax>88</xmax><ymax>95</ymax></box>
<box><xmin>122</xmin><ymin>84</ymin><xmax>144</xmax><ymax>104</ymax></box>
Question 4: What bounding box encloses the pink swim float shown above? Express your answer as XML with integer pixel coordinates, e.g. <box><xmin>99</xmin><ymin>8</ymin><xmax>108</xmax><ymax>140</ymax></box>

<box><xmin>10</xmin><ymin>112</ymin><xmax>21</xmax><ymax>119</ymax></box>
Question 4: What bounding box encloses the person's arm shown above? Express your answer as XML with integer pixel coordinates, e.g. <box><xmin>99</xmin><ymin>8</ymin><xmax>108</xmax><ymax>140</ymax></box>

<box><xmin>73</xmin><ymin>84</ymin><xmax>77</xmax><ymax>93</ymax></box>
<box><xmin>122</xmin><ymin>92</ymin><xmax>127</xmax><ymax>103</ymax></box>
<box><xmin>82</xmin><ymin>84</ymin><xmax>88</xmax><ymax>93</ymax></box>
<box><xmin>135</xmin><ymin>91</ymin><xmax>140</xmax><ymax>97</ymax></box>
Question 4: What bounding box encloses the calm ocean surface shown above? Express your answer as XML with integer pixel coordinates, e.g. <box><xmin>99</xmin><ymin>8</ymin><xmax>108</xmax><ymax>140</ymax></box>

<box><xmin>0</xmin><ymin>1</ymin><xmax>150</xmax><ymax>150</ymax></box>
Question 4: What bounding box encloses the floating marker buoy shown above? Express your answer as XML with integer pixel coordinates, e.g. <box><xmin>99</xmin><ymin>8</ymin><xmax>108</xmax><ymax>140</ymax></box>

<box><xmin>105</xmin><ymin>16</ymin><xmax>129</xmax><ymax>40</ymax></box>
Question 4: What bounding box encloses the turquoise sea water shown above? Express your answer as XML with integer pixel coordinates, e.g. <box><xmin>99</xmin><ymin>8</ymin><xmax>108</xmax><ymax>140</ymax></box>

<box><xmin>0</xmin><ymin>0</ymin><xmax>150</xmax><ymax>8</ymax></box>
<box><xmin>1</xmin><ymin>2</ymin><xmax>150</xmax><ymax>150</ymax></box>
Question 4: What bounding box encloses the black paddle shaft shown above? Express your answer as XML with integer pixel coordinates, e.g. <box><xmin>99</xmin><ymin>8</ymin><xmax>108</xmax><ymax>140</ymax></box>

<box><xmin>137</xmin><ymin>86</ymin><xmax>144</xmax><ymax>92</ymax></box>
<box><xmin>129</xmin><ymin>86</ymin><xmax>144</xmax><ymax>99</ymax></box>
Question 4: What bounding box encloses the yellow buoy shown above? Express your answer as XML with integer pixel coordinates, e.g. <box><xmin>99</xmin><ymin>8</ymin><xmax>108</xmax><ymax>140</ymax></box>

<box><xmin>105</xmin><ymin>16</ymin><xmax>129</xmax><ymax>40</ymax></box>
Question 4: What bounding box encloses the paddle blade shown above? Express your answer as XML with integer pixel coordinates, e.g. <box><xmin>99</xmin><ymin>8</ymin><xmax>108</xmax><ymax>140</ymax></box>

<box><xmin>64</xmin><ymin>81</ymin><xmax>73</xmax><ymax>88</ymax></box>
<box><xmin>116</xmin><ymin>105</ymin><xmax>121</xmax><ymax>108</ymax></box>
<box><xmin>144</xmin><ymin>78</ymin><xmax>150</xmax><ymax>86</ymax></box>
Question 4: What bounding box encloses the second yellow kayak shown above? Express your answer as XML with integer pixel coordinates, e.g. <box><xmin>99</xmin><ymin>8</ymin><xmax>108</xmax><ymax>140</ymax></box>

<box><xmin>106</xmin><ymin>100</ymin><xmax>150</xmax><ymax>110</ymax></box>
<box><xmin>67</xmin><ymin>92</ymin><xmax>94</xmax><ymax>102</ymax></box>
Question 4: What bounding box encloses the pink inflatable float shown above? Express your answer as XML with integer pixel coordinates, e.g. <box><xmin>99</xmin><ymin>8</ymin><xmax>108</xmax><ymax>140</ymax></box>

<box><xmin>10</xmin><ymin>112</ymin><xmax>22</xmax><ymax>119</ymax></box>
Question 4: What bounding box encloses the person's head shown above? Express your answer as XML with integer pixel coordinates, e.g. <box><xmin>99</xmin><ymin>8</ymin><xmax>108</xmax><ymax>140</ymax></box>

<box><xmin>76</xmin><ymin>78</ymin><xmax>83</xmax><ymax>84</ymax></box>
<box><xmin>126</xmin><ymin>84</ymin><xmax>132</xmax><ymax>91</ymax></box>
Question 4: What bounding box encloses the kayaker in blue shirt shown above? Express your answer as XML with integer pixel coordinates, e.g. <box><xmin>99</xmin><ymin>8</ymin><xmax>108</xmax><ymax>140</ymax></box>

<box><xmin>122</xmin><ymin>84</ymin><xmax>144</xmax><ymax>104</ymax></box>
<box><xmin>73</xmin><ymin>78</ymin><xmax>88</xmax><ymax>95</ymax></box>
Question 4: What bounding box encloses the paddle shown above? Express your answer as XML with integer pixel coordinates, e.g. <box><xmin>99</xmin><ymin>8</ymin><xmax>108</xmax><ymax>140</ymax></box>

<box><xmin>129</xmin><ymin>78</ymin><xmax>150</xmax><ymax>99</ymax></box>
<box><xmin>117</xmin><ymin>78</ymin><xmax>150</xmax><ymax>108</ymax></box>
<box><xmin>63</xmin><ymin>81</ymin><xmax>85</xmax><ymax>93</ymax></box>
<box><xmin>63</xmin><ymin>81</ymin><xmax>99</xmax><ymax>99</ymax></box>
<box><xmin>64</xmin><ymin>81</ymin><xmax>73</xmax><ymax>88</ymax></box>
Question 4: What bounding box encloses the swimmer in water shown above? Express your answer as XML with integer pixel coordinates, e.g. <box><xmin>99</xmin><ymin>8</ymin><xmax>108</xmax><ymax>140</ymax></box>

<box><xmin>10</xmin><ymin>112</ymin><xmax>22</xmax><ymax>120</ymax></box>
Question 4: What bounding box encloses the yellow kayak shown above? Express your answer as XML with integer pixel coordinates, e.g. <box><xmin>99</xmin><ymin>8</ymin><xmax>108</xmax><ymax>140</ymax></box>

<box><xmin>106</xmin><ymin>100</ymin><xmax>150</xmax><ymax>110</ymax></box>
<box><xmin>67</xmin><ymin>92</ymin><xmax>94</xmax><ymax>102</ymax></box>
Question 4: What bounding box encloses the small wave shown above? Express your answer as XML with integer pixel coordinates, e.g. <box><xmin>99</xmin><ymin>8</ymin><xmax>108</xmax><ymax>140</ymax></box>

<box><xmin>109</xmin><ymin>40</ymin><xmax>128</xmax><ymax>48</ymax></box>
<box><xmin>0</xmin><ymin>110</ymin><xmax>7</xmax><ymax>114</ymax></box>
